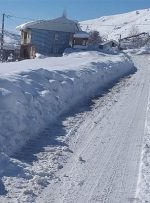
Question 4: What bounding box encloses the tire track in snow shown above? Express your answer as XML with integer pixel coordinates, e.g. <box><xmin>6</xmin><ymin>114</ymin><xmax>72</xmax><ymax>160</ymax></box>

<box><xmin>58</xmin><ymin>79</ymin><xmax>137</xmax><ymax>203</ymax></box>
<box><xmin>73</xmin><ymin>77</ymin><xmax>144</xmax><ymax>203</ymax></box>
<box><xmin>89</xmin><ymin>81</ymin><xmax>146</xmax><ymax>203</ymax></box>
<box><xmin>36</xmin><ymin>76</ymin><xmax>133</xmax><ymax>203</ymax></box>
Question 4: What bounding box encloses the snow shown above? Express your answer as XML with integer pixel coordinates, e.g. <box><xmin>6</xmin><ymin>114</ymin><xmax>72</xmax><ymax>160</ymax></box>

<box><xmin>80</xmin><ymin>8</ymin><xmax>150</xmax><ymax>40</ymax></box>
<box><xmin>72</xmin><ymin>45</ymin><xmax>88</xmax><ymax>49</ymax></box>
<box><xmin>2</xmin><ymin>31</ymin><xmax>20</xmax><ymax>50</ymax></box>
<box><xmin>16</xmin><ymin>16</ymin><xmax>81</xmax><ymax>33</ymax></box>
<box><xmin>122</xmin><ymin>46</ymin><xmax>150</xmax><ymax>56</ymax></box>
<box><xmin>0</xmin><ymin>51</ymin><xmax>133</xmax><ymax>156</ymax></box>
<box><xmin>35</xmin><ymin>53</ymin><xmax>47</xmax><ymax>59</ymax></box>
<box><xmin>73</xmin><ymin>31</ymin><xmax>89</xmax><ymax>38</ymax></box>
<box><xmin>36</xmin><ymin>54</ymin><xmax>149</xmax><ymax>203</ymax></box>
<box><xmin>135</xmin><ymin>56</ymin><xmax>150</xmax><ymax>202</ymax></box>
<box><xmin>4</xmin><ymin>33</ymin><xmax>20</xmax><ymax>45</ymax></box>
<box><xmin>16</xmin><ymin>20</ymin><xmax>44</xmax><ymax>30</ymax></box>
<box><xmin>0</xmin><ymin>51</ymin><xmax>134</xmax><ymax>202</ymax></box>
<box><xmin>136</xmin><ymin>46</ymin><xmax>150</xmax><ymax>55</ymax></box>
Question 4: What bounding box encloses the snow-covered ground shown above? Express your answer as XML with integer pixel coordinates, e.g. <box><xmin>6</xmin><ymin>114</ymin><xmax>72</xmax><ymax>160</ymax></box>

<box><xmin>0</xmin><ymin>51</ymin><xmax>133</xmax><ymax>156</ymax></box>
<box><xmin>122</xmin><ymin>46</ymin><xmax>150</xmax><ymax>56</ymax></box>
<box><xmin>0</xmin><ymin>51</ymin><xmax>134</xmax><ymax>202</ymax></box>
<box><xmin>134</xmin><ymin>56</ymin><xmax>150</xmax><ymax>203</ymax></box>
<box><xmin>80</xmin><ymin>8</ymin><xmax>150</xmax><ymax>40</ymax></box>
<box><xmin>35</xmin><ymin>55</ymin><xmax>150</xmax><ymax>203</ymax></box>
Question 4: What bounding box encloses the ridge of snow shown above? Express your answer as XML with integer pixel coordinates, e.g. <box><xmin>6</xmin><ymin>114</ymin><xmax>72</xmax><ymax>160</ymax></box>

<box><xmin>0</xmin><ymin>51</ymin><xmax>134</xmax><ymax>156</ymax></box>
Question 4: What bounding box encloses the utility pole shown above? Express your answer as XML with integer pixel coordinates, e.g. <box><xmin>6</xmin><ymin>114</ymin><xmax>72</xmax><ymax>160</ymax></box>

<box><xmin>1</xmin><ymin>13</ymin><xmax>5</xmax><ymax>62</ymax></box>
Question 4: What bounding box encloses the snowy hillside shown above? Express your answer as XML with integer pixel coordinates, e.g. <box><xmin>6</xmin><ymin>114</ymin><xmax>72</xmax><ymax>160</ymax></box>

<box><xmin>0</xmin><ymin>31</ymin><xmax>20</xmax><ymax>49</ymax></box>
<box><xmin>4</xmin><ymin>31</ymin><xmax>20</xmax><ymax>44</ymax></box>
<box><xmin>80</xmin><ymin>8</ymin><xmax>150</xmax><ymax>40</ymax></box>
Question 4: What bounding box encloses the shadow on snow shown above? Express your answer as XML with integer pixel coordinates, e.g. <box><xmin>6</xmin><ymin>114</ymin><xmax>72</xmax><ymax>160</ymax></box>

<box><xmin>11</xmin><ymin>66</ymin><xmax>137</xmax><ymax>164</ymax></box>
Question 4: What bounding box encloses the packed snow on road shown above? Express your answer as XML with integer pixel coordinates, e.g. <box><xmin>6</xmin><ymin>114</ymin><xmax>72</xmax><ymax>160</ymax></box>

<box><xmin>0</xmin><ymin>51</ymin><xmax>136</xmax><ymax>202</ymax></box>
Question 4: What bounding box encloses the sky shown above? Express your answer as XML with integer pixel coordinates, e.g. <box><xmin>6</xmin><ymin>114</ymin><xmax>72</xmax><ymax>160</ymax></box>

<box><xmin>0</xmin><ymin>0</ymin><xmax>150</xmax><ymax>32</ymax></box>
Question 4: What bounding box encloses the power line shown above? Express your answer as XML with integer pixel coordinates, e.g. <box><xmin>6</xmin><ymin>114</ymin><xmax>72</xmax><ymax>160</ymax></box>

<box><xmin>5</xmin><ymin>16</ymin><xmax>19</xmax><ymax>24</ymax></box>
<box><xmin>5</xmin><ymin>14</ymin><xmax>37</xmax><ymax>21</ymax></box>
<box><xmin>4</xmin><ymin>13</ymin><xmax>150</xmax><ymax>27</ymax></box>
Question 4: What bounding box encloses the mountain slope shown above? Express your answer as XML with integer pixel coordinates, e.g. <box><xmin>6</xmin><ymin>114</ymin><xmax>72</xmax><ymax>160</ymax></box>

<box><xmin>0</xmin><ymin>30</ymin><xmax>20</xmax><ymax>50</ymax></box>
<box><xmin>3</xmin><ymin>30</ymin><xmax>20</xmax><ymax>44</ymax></box>
<box><xmin>80</xmin><ymin>8</ymin><xmax>150</xmax><ymax>40</ymax></box>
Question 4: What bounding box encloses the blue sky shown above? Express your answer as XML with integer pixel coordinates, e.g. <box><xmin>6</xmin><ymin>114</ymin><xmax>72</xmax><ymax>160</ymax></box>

<box><xmin>0</xmin><ymin>0</ymin><xmax>150</xmax><ymax>32</ymax></box>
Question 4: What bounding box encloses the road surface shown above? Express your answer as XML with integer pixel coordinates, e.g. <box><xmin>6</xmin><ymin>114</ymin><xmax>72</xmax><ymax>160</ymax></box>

<box><xmin>37</xmin><ymin>55</ymin><xmax>150</xmax><ymax>203</ymax></box>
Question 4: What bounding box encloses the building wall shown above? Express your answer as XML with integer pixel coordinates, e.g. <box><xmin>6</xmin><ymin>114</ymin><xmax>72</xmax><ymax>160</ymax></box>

<box><xmin>72</xmin><ymin>37</ymin><xmax>88</xmax><ymax>50</ymax></box>
<box><xmin>21</xmin><ymin>30</ymin><xmax>31</xmax><ymax>44</ymax></box>
<box><xmin>31</xmin><ymin>29</ymin><xmax>73</xmax><ymax>55</ymax></box>
<box><xmin>73</xmin><ymin>38</ymin><xmax>88</xmax><ymax>46</ymax></box>
<box><xmin>20</xmin><ymin>44</ymin><xmax>35</xmax><ymax>59</ymax></box>
<box><xmin>103</xmin><ymin>44</ymin><xmax>119</xmax><ymax>53</ymax></box>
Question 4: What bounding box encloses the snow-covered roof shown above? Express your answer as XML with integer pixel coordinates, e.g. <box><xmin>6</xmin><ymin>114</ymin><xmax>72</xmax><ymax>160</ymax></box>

<box><xmin>17</xmin><ymin>16</ymin><xmax>81</xmax><ymax>33</ymax></box>
<box><xmin>100</xmin><ymin>40</ymin><xmax>118</xmax><ymax>46</ymax></box>
<box><xmin>73</xmin><ymin>31</ymin><xmax>89</xmax><ymax>38</ymax></box>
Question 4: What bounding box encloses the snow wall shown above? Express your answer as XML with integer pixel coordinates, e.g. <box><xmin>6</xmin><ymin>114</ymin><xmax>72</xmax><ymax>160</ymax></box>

<box><xmin>0</xmin><ymin>53</ymin><xmax>135</xmax><ymax>155</ymax></box>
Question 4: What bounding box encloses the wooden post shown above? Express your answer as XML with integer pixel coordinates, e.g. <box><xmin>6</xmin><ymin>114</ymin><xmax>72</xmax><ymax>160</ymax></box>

<box><xmin>118</xmin><ymin>34</ymin><xmax>121</xmax><ymax>50</ymax></box>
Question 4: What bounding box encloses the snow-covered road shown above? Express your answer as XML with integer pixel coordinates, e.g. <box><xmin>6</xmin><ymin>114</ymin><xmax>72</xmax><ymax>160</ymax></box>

<box><xmin>37</xmin><ymin>55</ymin><xmax>150</xmax><ymax>203</ymax></box>
<box><xmin>0</xmin><ymin>54</ymin><xmax>149</xmax><ymax>203</ymax></box>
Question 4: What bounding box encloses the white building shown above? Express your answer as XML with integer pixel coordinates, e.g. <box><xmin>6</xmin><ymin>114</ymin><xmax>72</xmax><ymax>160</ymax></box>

<box><xmin>99</xmin><ymin>40</ymin><xmax>119</xmax><ymax>52</ymax></box>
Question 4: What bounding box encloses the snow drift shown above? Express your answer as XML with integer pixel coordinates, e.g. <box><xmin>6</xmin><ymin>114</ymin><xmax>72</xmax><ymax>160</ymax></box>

<box><xmin>0</xmin><ymin>51</ymin><xmax>134</xmax><ymax>156</ymax></box>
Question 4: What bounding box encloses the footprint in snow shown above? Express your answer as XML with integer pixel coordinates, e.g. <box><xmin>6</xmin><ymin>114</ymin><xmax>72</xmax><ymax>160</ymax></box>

<box><xmin>78</xmin><ymin>156</ymin><xmax>86</xmax><ymax>163</ymax></box>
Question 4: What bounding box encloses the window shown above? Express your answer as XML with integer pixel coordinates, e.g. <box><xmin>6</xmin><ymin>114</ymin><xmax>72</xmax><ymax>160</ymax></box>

<box><xmin>112</xmin><ymin>42</ymin><xmax>116</xmax><ymax>47</ymax></box>
<box><xmin>24</xmin><ymin>32</ymin><xmax>28</xmax><ymax>44</ymax></box>
<box><xmin>24</xmin><ymin>32</ymin><xmax>27</xmax><ymax>39</ymax></box>
<box><xmin>82</xmin><ymin>40</ymin><xmax>87</xmax><ymax>46</ymax></box>
<box><xmin>54</xmin><ymin>34</ymin><xmax>59</xmax><ymax>41</ymax></box>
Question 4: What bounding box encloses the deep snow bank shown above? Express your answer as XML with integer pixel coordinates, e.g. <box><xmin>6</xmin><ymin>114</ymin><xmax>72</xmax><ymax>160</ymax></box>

<box><xmin>0</xmin><ymin>52</ymin><xmax>134</xmax><ymax>155</ymax></box>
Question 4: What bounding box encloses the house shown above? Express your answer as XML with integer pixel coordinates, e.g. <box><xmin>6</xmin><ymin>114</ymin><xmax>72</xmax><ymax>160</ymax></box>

<box><xmin>99</xmin><ymin>40</ymin><xmax>119</xmax><ymax>52</ymax></box>
<box><xmin>17</xmin><ymin>15</ymin><xmax>81</xmax><ymax>59</ymax></box>
<box><xmin>72</xmin><ymin>31</ymin><xmax>89</xmax><ymax>50</ymax></box>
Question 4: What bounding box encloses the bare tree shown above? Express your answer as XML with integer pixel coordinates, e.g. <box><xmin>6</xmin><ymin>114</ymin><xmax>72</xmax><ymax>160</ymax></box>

<box><xmin>129</xmin><ymin>25</ymin><xmax>139</xmax><ymax>37</ymax></box>
<box><xmin>88</xmin><ymin>30</ymin><xmax>102</xmax><ymax>45</ymax></box>
<box><xmin>128</xmin><ymin>25</ymin><xmax>141</xmax><ymax>48</ymax></box>
<box><xmin>102</xmin><ymin>35</ymin><xmax>108</xmax><ymax>42</ymax></box>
